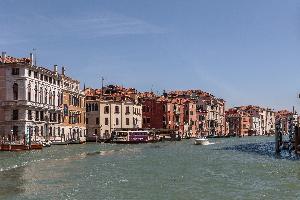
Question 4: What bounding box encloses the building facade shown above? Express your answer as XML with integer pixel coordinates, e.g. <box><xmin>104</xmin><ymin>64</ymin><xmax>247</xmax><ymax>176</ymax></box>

<box><xmin>0</xmin><ymin>52</ymin><xmax>85</xmax><ymax>144</ymax></box>
<box><xmin>85</xmin><ymin>88</ymin><xmax>142</xmax><ymax>140</ymax></box>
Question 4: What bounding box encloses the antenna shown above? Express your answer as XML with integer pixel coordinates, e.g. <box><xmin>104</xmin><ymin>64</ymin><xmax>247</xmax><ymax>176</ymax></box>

<box><xmin>101</xmin><ymin>76</ymin><xmax>104</xmax><ymax>96</ymax></box>
<box><xmin>32</xmin><ymin>48</ymin><xmax>37</xmax><ymax>66</ymax></box>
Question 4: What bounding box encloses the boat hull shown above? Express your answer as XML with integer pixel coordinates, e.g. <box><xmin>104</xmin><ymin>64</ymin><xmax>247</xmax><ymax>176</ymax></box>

<box><xmin>194</xmin><ymin>138</ymin><xmax>210</xmax><ymax>145</ymax></box>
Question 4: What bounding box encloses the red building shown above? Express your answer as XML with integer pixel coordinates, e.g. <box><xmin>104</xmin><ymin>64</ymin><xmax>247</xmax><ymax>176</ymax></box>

<box><xmin>141</xmin><ymin>95</ymin><xmax>167</xmax><ymax>129</ymax></box>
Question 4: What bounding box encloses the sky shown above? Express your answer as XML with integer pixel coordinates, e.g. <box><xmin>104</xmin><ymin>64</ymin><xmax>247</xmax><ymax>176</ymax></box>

<box><xmin>1</xmin><ymin>0</ymin><xmax>300</xmax><ymax>110</ymax></box>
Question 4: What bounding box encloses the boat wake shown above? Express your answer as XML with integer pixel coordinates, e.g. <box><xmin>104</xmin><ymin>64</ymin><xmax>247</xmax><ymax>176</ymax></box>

<box><xmin>0</xmin><ymin>158</ymin><xmax>46</xmax><ymax>172</ymax></box>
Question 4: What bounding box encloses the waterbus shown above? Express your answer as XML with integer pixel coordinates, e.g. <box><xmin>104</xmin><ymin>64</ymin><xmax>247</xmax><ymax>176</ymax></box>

<box><xmin>111</xmin><ymin>130</ymin><xmax>158</xmax><ymax>144</ymax></box>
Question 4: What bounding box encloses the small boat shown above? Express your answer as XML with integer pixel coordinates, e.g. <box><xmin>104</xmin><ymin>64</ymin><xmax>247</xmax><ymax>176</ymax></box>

<box><xmin>194</xmin><ymin>137</ymin><xmax>210</xmax><ymax>145</ymax></box>
<box><xmin>30</xmin><ymin>143</ymin><xmax>43</xmax><ymax>150</ymax></box>
<box><xmin>51</xmin><ymin>141</ymin><xmax>69</xmax><ymax>145</ymax></box>
<box><xmin>42</xmin><ymin>141</ymin><xmax>51</xmax><ymax>147</ymax></box>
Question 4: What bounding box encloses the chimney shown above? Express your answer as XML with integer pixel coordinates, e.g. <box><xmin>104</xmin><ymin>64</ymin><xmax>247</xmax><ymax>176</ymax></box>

<box><xmin>54</xmin><ymin>65</ymin><xmax>58</xmax><ymax>73</ymax></box>
<box><xmin>1</xmin><ymin>52</ymin><xmax>6</xmax><ymax>63</ymax></box>
<box><xmin>29</xmin><ymin>53</ymin><xmax>34</xmax><ymax>66</ymax></box>
<box><xmin>62</xmin><ymin>66</ymin><xmax>65</xmax><ymax>75</ymax></box>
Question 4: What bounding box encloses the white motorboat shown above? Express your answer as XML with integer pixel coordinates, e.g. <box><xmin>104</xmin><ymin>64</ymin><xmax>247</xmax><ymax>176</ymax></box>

<box><xmin>194</xmin><ymin>137</ymin><xmax>210</xmax><ymax>145</ymax></box>
<box><xmin>42</xmin><ymin>141</ymin><xmax>51</xmax><ymax>147</ymax></box>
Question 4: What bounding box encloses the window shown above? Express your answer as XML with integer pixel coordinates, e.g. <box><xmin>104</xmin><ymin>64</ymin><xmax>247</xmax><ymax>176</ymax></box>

<box><xmin>40</xmin><ymin>74</ymin><xmax>43</xmax><ymax>81</ymax></box>
<box><xmin>34</xmin><ymin>71</ymin><xmax>38</xmax><ymax>78</ymax></box>
<box><xmin>126</xmin><ymin>118</ymin><xmax>129</xmax><ymax>125</ymax></box>
<box><xmin>116</xmin><ymin>118</ymin><xmax>119</xmax><ymax>125</ymax></box>
<box><xmin>28</xmin><ymin>70</ymin><xmax>32</xmax><ymax>77</ymax></box>
<box><xmin>40</xmin><ymin>111</ymin><xmax>44</xmax><ymax>121</ymax></box>
<box><xmin>147</xmin><ymin>118</ymin><xmax>151</xmax><ymax>123</ymax></box>
<box><xmin>40</xmin><ymin>87</ymin><xmax>43</xmax><ymax>104</ymax></box>
<box><xmin>49</xmin><ymin>90</ymin><xmax>52</xmax><ymax>105</ymax></box>
<box><xmin>96</xmin><ymin>117</ymin><xmax>99</xmax><ymax>125</ymax></box>
<box><xmin>13</xmin><ymin>83</ymin><xmax>18</xmax><ymax>100</ymax></box>
<box><xmin>58</xmin><ymin>93</ymin><xmax>62</xmax><ymax>106</ymax></box>
<box><xmin>28</xmin><ymin>87</ymin><xmax>31</xmax><ymax>101</ymax></box>
<box><xmin>104</xmin><ymin>106</ymin><xmax>109</xmax><ymax>114</ymax></box>
<box><xmin>28</xmin><ymin>110</ymin><xmax>32</xmax><ymax>120</ymax></box>
<box><xmin>44</xmin><ymin>90</ymin><xmax>48</xmax><ymax>104</ymax></box>
<box><xmin>58</xmin><ymin>114</ymin><xmax>61</xmax><ymax>123</ymax></box>
<box><xmin>126</xmin><ymin>106</ymin><xmax>130</xmax><ymax>114</ymax></box>
<box><xmin>115</xmin><ymin>106</ymin><xmax>120</xmax><ymax>113</ymax></box>
<box><xmin>49</xmin><ymin>77</ymin><xmax>52</xmax><ymax>84</ymax></box>
<box><xmin>35</xmin><ymin>111</ymin><xmax>39</xmax><ymax>121</ymax></box>
<box><xmin>12</xmin><ymin>68</ymin><xmax>19</xmax><ymax>75</ymax></box>
<box><xmin>95</xmin><ymin>104</ymin><xmax>98</xmax><ymax>111</ymax></box>
<box><xmin>95</xmin><ymin>129</ymin><xmax>97</xmax><ymax>135</ymax></box>
<box><xmin>105</xmin><ymin>118</ymin><xmax>109</xmax><ymax>125</ymax></box>
<box><xmin>52</xmin><ymin>91</ymin><xmax>55</xmax><ymax>106</ymax></box>
<box><xmin>53</xmin><ymin>113</ymin><xmax>57</xmax><ymax>122</ymax></box>
<box><xmin>34</xmin><ymin>85</ymin><xmax>38</xmax><ymax>102</ymax></box>
<box><xmin>86</xmin><ymin>118</ymin><xmax>88</xmax><ymax>124</ymax></box>
<box><xmin>12</xmin><ymin>110</ymin><xmax>18</xmax><ymax>120</ymax></box>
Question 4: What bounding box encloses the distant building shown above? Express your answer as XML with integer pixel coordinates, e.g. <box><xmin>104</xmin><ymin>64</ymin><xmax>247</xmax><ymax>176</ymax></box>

<box><xmin>140</xmin><ymin>95</ymin><xmax>167</xmax><ymax>129</ymax></box>
<box><xmin>226</xmin><ymin>108</ymin><xmax>251</xmax><ymax>136</ymax></box>
<box><xmin>226</xmin><ymin>105</ymin><xmax>276</xmax><ymax>136</ymax></box>
<box><xmin>85</xmin><ymin>87</ymin><xmax>142</xmax><ymax>141</ymax></box>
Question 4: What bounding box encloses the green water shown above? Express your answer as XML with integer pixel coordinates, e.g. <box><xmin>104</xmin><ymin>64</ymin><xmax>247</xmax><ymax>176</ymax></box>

<box><xmin>1</xmin><ymin>136</ymin><xmax>300</xmax><ymax>200</ymax></box>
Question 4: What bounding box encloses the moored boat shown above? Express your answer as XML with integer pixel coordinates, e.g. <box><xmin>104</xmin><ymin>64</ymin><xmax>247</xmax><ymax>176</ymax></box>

<box><xmin>30</xmin><ymin>143</ymin><xmax>43</xmax><ymax>150</ymax></box>
<box><xmin>0</xmin><ymin>143</ymin><xmax>29</xmax><ymax>151</ymax></box>
<box><xmin>42</xmin><ymin>141</ymin><xmax>51</xmax><ymax>147</ymax></box>
<box><xmin>194</xmin><ymin>137</ymin><xmax>210</xmax><ymax>145</ymax></box>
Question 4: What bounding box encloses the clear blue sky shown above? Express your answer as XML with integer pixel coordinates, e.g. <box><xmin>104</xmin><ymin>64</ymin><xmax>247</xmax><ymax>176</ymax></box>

<box><xmin>2</xmin><ymin>0</ymin><xmax>300</xmax><ymax>110</ymax></box>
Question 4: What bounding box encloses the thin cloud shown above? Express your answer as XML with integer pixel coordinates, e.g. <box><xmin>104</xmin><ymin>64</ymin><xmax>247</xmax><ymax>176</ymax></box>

<box><xmin>55</xmin><ymin>13</ymin><xmax>166</xmax><ymax>37</ymax></box>
<box><xmin>0</xmin><ymin>11</ymin><xmax>165</xmax><ymax>43</ymax></box>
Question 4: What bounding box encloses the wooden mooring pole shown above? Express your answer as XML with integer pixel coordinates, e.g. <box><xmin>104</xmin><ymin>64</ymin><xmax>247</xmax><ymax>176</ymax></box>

<box><xmin>295</xmin><ymin>126</ymin><xmax>299</xmax><ymax>154</ymax></box>
<box><xmin>275</xmin><ymin>120</ymin><xmax>282</xmax><ymax>154</ymax></box>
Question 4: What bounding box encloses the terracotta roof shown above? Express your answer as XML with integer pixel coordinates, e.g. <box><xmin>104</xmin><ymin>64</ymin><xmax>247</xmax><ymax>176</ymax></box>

<box><xmin>0</xmin><ymin>55</ymin><xmax>31</xmax><ymax>64</ymax></box>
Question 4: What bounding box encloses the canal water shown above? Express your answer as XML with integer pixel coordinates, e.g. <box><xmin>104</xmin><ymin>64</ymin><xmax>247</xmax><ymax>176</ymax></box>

<box><xmin>1</xmin><ymin>136</ymin><xmax>300</xmax><ymax>200</ymax></box>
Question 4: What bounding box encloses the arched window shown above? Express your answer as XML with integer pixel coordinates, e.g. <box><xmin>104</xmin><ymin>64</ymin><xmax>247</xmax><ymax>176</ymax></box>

<box><xmin>13</xmin><ymin>83</ymin><xmax>18</xmax><ymax>100</ymax></box>
<box><xmin>49</xmin><ymin>90</ymin><xmax>52</xmax><ymax>105</ymax></box>
<box><xmin>91</xmin><ymin>104</ymin><xmax>95</xmax><ymax>111</ymax></box>
<box><xmin>95</xmin><ymin>103</ymin><xmax>99</xmax><ymax>111</ymax></box>
<box><xmin>34</xmin><ymin>85</ymin><xmax>38</xmax><ymax>102</ymax></box>
<box><xmin>27</xmin><ymin>84</ymin><xmax>31</xmax><ymax>101</ymax></box>
<box><xmin>53</xmin><ymin>91</ymin><xmax>55</xmax><ymax>106</ymax></box>
<box><xmin>45</xmin><ymin>90</ymin><xmax>48</xmax><ymax>104</ymax></box>
<box><xmin>40</xmin><ymin>87</ymin><xmax>43</xmax><ymax>104</ymax></box>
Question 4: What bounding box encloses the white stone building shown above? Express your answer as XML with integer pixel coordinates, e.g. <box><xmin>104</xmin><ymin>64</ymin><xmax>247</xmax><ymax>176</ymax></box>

<box><xmin>0</xmin><ymin>52</ymin><xmax>85</xmax><ymax>143</ymax></box>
